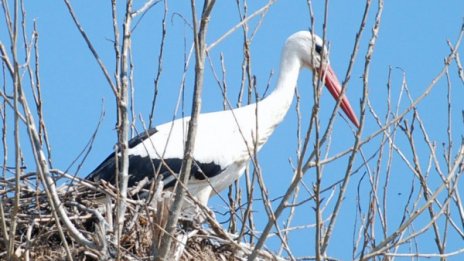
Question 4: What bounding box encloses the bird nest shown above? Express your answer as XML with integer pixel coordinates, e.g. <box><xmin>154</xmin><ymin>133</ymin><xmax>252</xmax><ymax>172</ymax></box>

<box><xmin>0</xmin><ymin>173</ymin><xmax>283</xmax><ymax>260</ymax></box>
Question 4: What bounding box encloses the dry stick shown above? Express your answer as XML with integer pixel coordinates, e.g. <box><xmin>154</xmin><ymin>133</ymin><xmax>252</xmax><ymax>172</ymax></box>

<box><xmin>365</xmin><ymin>70</ymin><xmax>413</xmax><ymax>253</ymax></box>
<box><xmin>219</xmin><ymin>53</ymin><xmax>228</xmax><ymax>110</ymax></box>
<box><xmin>235</xmin><ymin>0</ymin><xmax>258</xmax><ymax>245</ymax></box>
<box><xmin>450</xmin><ymin>42</ymin><xmax>464</xmax><ymax>83</ymax></box>
<box><xmin>275</xmin><ymin>90</ymin><xmax>303</xmax><ymax>258</ymax></box>
<box><xmin>234</xmin><ymin>0</ymin><xmax>249</xmax><ymax>237</ymax></box>
<box><xmin>314</xmin><ymin>2</ymin><xmax>331</xmax><ymax>259</ymax></box>
<box><xmin>443</xmin><ymin>58</ymin><xmax>464</xmax><ymax>234</ymax></box>
<box><xmin>0</xmin><ymin>92</ymin><xmax>8</xmax><ymax>249</ymax></box>
<box><xmin>357</xmin><ymin>6</ymin><xmax>385</xmax><ymax>257</ymax></box>
<box><xmin>19</xmin><ymin>14</ymin><xmax>53</xmax><ymax>169</ymax></box>
<box><xmin>114</xmin><ymin>1</ymin><xmax>133</xmax><ymax>257</ymax></box>
<box><xmin>155</xmin><ymin>1</ymin><xmax>216</xmax><ymax>260</ymax></box>
<box><xmin>8</xmin><ymin>1</ymin><xmax>21</xmax><ymax>257</ymax></box>
<box><xmin>355</xmin><ymin>136</ymin><xmax>384</xmax><ymax>257</ymax></box>
<box><xmin>354</xmin><ymin>165</ymin><xmax>371</xmax><ymax>258</ymax></box>
<box><xmin>310</xmin><ymin>5</ymin><xmax>329</xmax><ymax>260</ymax></box>
<box><xmin>1</xmin><ymin>0</ymin><xmax>14</xmax><ymax>39</ymax></box>
<box><xmin>248</xmin><ymin>3</ymin><xmax>324</xmax><ymax>259</ymax></box>
<box><xmin>403</xmin><ymin>119</ymin><xmax>446</xmax><ymax>250</ymax></box>
<box><xmin>402</xmin><ymin>82</ymin><xmax>447</xmax><ymax>182</ymax></box>
<box><xmin>111</xmin><ymin>0</ymin><xmax>121</xmax><ymax>101</ymax></box>
<box><xmin>148</xmin><ymin>0</ymin><xmax>168</xmax><ymax>128</ymax></box>
<box><xmin>382</xmin><ymin>248</ymin><xmax>464</xmax><ymax>259</ymax></box>
<box><xmin>243</xmin><ymin>4</ymin><xmax>253</xmax><ymax>105</ymax></box>
<box><xmin>0</xmin><ymin>47</ymin><xmax>14</xmax><ymax>90</ymax></box>
<box><xmin>445</xmin><ymin>67</ymin><xmax>453</xmax><ymax>175</ymax></box>
<box><xmin>108</xmin><ymin>4</ymin><xmax>121</xmax><ymax>245</ymax></box>
<box><xmin>31</xmin><ymin>22</ymin><xmax>53</xmax><ymax>168</ymax></box>
<box><xmin>453</xmin><ymin>184</ymin><xmax>464</xmax><ymax>233</ymax></box>
<box><xmin>131</xmin><ymin>0</ymin><xmax>161</xmax><ymax>18</ymax></box>
<box><xmin>0</xmin><ymin>86</ymin><xmax>27</xmax><ymax>123</ymax></box>
<box><xmin>0</xmin><ymin>30</ymin><xmax>50</xmax><ymax>122</ymax></box>
<box><xmin>246</xmin><ymin>64</ymin><xmax>315</xmax><ymax>261</ymax></box>
<box><xmin>21</xmin><ymin>11</ymin><xmax>37</xmax><ymax>101</ymax></box>
<box><xmin>207</xmin><ymin>0</ymin><xmax>276</xmax><ymax>52</ymax></box>
<box><xmin>216</xmin><ymin>52</ymin><xmax>239</xmax><ymax>233</ymax></box>
<box><xmin>403</xmin><ymin>118</ymin><xmax>446</xmax><ymax>255</ymax></box>
<box><xmin>25</xmin><ymin>221</ymin><xmax>35</xmax><ymax>261</ymax></box>
<box><xmin>440</xmin><ymin>73</ymin><xmax>453</xmax><ymax>255</ymax></box>
<box><xmin>364</xmin><ymin>93</ymin><xmax>390</xmax><ymax>238</ymax></box>
<box><xmin>325</xmin><ymin>1</ymin><xmax>383</xmax><ymax>255</ymax></box>
<box><xmin>251</xmin><ymin>111</ymin><xmax>294</xmax><ymax>260</ymax></box>
<box><xmin>206</xmin><ymin>50</ymin><xmax>262</xmax><ymax>243</ymax></box>
<box><xmin>129</xmin><ymin>51</ymin><xmax>136</xmax><ymax>137</ymax></box>
<box><xmin>352</xmin><ymin>172</ymin><xmax>366</xmax><ymax>258</ymax></box>
<box><xmin>278</xmin><ymin>88</ymin><xmax>302</xmax><ymax>257</ymax></box>
<box><xmin>62</xmin><ymin>0</ymin><xmax>117</xmax><ymax>96</ymax></box>
<box><xmin>247</xmin><ymin>81</ymin><xmax>318</xmax><ymax>260</ymax></box>
<box><xmin>384</xmin><ymin>98</ymin><xmax>417</xmax><ymax>256</ymax></box>
<box><xmin>205</xmin><ymin>53</ymin><xmax>241</xmax><ymax>233</ymax></box>
<box><xmin>139</xmin><ymin>42</ymin><xmax>195</xmax><ymax>209</ymax></box>
<box><xmin>0</xmin><ymin>42</ymin><xmax>14</xmax><ymax>77</ymax></box>
<box><xmin>380</xmin><ymin>67</ymin><xmax>394</xmax><ymax>240</ymax></box>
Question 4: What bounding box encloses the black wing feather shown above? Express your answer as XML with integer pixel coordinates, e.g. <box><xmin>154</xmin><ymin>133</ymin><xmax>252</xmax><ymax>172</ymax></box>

<box><xmin>86</xmin><ymin>128</ymin><xmax>223</xmax><ymax>188</ymax></box>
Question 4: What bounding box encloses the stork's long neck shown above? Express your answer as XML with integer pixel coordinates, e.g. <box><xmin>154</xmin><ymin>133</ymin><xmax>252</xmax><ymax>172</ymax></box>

<box><xmin>258</xmin><ymin>48</ymin><xmax>302</xmax><ymax>130</ymax></box>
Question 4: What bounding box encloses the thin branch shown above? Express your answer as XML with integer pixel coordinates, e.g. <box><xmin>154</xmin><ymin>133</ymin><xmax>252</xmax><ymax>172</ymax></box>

<box><xmin>207</xmin><ymin>0</ymin><xmax>275</xmax><ymax>52</ymax></box>
<box><xmin>155</xmin><ymin>1</ymin><xmax>216</xmax><ymax>260</ymax></box>
<box><xmin>62</xmin><ymin>0</ymin><xmax>117</xmax><ymax>95</ymax></box>
<box><xmin>131</xmin><ymin>0</ymin><xmax>161</xmax><ymax>18</ymax></box>
<box><xmin>114</xmin><ymin>0</ymin><xmax>133</xmax><ymax>256</ymax></box>
<box><xmin>149</xmin><ymin>0</ymin><xmax>168</xmax><ymax>127</ymax></box>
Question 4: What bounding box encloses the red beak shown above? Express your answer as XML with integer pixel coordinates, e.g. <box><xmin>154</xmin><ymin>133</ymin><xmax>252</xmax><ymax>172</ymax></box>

<box><xmin>321</xmin><ymin>66</ymin><xmax>360</xmax><ymax>128</ymax></box>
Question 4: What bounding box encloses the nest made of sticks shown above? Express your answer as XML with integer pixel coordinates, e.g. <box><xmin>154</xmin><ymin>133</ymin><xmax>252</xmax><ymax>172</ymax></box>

<box><xmin>0</xmin><ymin>173</ymin><xmax>284</xmax><ymax>261</ymax></box>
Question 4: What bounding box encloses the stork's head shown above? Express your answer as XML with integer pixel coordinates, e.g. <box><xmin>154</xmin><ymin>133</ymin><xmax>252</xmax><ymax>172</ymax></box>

<box><xmin>285</xmin><ymin>31</ymin><xmax>328</xmax><ymax>70</ymax></box>
<box><xmin>285</xmin><ymin>31</ymin><xmax>360</xmax><ymax>128</ymax></box>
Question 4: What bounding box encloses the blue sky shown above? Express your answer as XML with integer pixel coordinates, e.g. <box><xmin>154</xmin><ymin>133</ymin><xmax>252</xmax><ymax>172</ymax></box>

<box><xmin>2</xmin><ymin>0</ymin><xmax>464</xmax><ymax>259</ymax></box>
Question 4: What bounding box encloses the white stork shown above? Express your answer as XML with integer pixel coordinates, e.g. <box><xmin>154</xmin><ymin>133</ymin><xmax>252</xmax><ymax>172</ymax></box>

<box><xmin>86</xmin><ymin>31</ymin><xmax>360</xmax><ymax>206</ymax></box>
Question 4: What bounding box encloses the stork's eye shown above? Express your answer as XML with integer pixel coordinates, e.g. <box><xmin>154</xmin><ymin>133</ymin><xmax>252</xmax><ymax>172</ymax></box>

<box><xmin>315</xmin><ymin>44</ymin><xmax>323</xmax><ymax>54</ymax></box>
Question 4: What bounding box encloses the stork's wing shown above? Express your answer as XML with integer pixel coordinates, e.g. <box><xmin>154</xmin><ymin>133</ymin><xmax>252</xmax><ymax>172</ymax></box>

<box><xmin>86</xmin><ymin>128</ymin><xmax>223</xmax><ymax>188</ymax></box>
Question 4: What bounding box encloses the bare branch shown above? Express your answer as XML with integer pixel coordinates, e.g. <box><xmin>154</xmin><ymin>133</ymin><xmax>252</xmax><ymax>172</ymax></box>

<box><xmin>62</xmin><ymin>0</ymin><xmax>117</xmax><ymax>95</ymax></box>
<box><xmin>155</xmin><ymin>1</ymin><xmax>216</xmax><ymax>260</ymax></box>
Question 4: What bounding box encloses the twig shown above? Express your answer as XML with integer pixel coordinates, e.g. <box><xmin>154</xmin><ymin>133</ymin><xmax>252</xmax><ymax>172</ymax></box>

<box><xmin>155</xmin><ymin>1</ymin><xmax>216</xmax><ymax>260</ymax></box>
<box><xmin>8</xmin><ymin>0</ymin><xmax>21</xmax><ymax>257</ymax></box>
<box><xmin>149</xmin><ymin>0</ymin><xmax>168</xmax><ymax>127</ymax></box>
<box><xmin>131</xmin><ymin>0</ymin><xmax>161</xmax><ymax>18</ymax></box>
<box><xmin>62</xmin><ymin>0</ymin><xmax>117</xmax><ymax>96</ymax></box>
<box><xmin>325</xmin><ymin>1</ymin><xmax>383</xmax><ymax>255</ymax></box>
<box><xmin>207</xmin><ymin>0</ymin><xmax>276</xmax><ymax>52</ymax></box>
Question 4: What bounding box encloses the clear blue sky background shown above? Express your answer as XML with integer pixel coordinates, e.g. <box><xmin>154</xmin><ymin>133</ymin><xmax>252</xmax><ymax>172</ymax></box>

<box><xmin>2</xmin><ymin>0</ymin><xmax>464</xmax><ymax>259</ymax></box>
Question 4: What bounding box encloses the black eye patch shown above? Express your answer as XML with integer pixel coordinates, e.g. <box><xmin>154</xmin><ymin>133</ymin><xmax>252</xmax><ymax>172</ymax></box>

<box><xmin>315</xmin><ymin>44</ymin><xmax>323</xmax><ymax>54</ymax></box>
